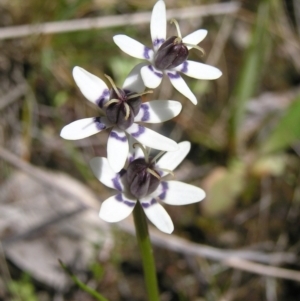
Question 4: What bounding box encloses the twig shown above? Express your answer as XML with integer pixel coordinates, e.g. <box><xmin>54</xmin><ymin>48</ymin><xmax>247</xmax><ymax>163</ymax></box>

<box><xmin>0</xmin><ymin>145</ymin><xmax>94</xmax><ymax>209</ymax></box>
<box><xmin>258</xmin><ymin>177</ymin><xmax>272</xmax><ymax>241</ymax></box>
<box><xmin>1</xmin><ymin>146</ymin><xmax>300</xmax><ymax>282</ymax></box>
<box><xmin>0</xmin><ymin>84</ymin><xmax>27</xmax><ymax>111</ymax></box>
<box><xmin>294</xmin><ymin>0</ymin><xmax>300</xmax><ymax>35</ymax></box>
<box><xmin>123</xmin><ymin>224</ymin><xmax>296</xmax><ymax>266</ymax></box>
<box><xmin>206</xmin><ymin>15</ymin><xmax>235</xmax><ymax>66</ymax></box>
<box><xmin>224</xmin><ymin>258</ymin><xmax>300</xmax><ymax>282</ymax></box>
<box><xmin>2</xmin><ymin>207</ymin><xmax>86</xmax><ymax>246</ymax></box>
<box><xmin>0</xmin><ymin>2</ymin><xmax>240</xmax><ymax>40</ymax></box>
<box><xmin>267</xmin><ymin>1</ymin><xmax>300</xmax><ymax>71</ymax></box>
<box><xmin>149</xmin><ymin>228</ymin><xmax>300</xmax><ymax>282</ymax></box>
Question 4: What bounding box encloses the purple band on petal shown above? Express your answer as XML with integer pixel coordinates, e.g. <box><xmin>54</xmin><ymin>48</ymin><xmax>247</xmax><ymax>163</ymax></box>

<box><xmin>158</xmin><ymin>181</ymin><xmax>169</xmax><ymax>200</ymax></box>
<box><xmin>116</xmin><ymin>193</ymin><xmax>136</xmax><ymax>207</ymax></box>
<box><xmin>153</xmin><ymin>38</ymin><xmax>165</xmax><ymax>47</ymax></box>
<box><xmin>151</xmin><ymin>198</ymin><xmax>157</xmax><ymax>205</ymax></box>
<box><xmin>141</xmin><ymin>202</ymin><xmax>150</xmax><ymax>208</ymax></box>
<box><xmin>94</xmin><ymin>117</ymin><xmax>107</xmax><ymax>130</ymax></box>
<box><xmin>110</xmin><ymin>130</ymin><xmax>127</xmax><ymax>142</ymax></box>
<box><xmin>124</xmin><ymin>200</ymin><xmax>136</xmax><ymax>207</ymax></box>
<box><xmin>115</xmin><ymin>194</ymin><xmax>123</xmax><ymax>202</ymax></box>
<box><xmin>149</xmin><ymin>65</ymin><xmax>163</xmax><ymax>78</ymax></box>
<box><xmin>141</xmin><ymin>198</ymin><xmax>157</xmax><ymax>208</ymax></box>
<box><xmin>96</xmin><ymin>89</ymin><xmax>110</xmax><ymax>108</ymax></box>
<box><xmin>112</xmin><ymin>175</ymin><xmax>122</xmax><ymax>191</ymax></box>
<box><xmin>130</xmin><ymin>124</ymin><xmax>145</xmax><ymax>138</ymax></box>
<box><xmin>167</xmin><ymin>72</ymin><xmax>180</xmax><ymax>79</ymax></box>
<box><xmin>140</xmin><ymin>104</ymin><xmax>150</xmax><ymax>122</ymax></box>
<box><xmin>180</xmin><ymin>61</ymin><xmax>188</xmax><ymax>73</ymax></box>
<box><xmin>143</xmin><ymin>47</ymin><xmax>152</xmax><ymax>60</ymax></box>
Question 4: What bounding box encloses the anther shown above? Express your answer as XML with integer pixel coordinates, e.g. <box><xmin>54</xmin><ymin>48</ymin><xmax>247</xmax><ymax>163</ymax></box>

<box><xmin>133</xmin><ymin>143</ymin><xmax>149</xmax><ymax>162</ymax></box>
<box><xmin>184</xmin><ymin>43</ymin><xmax>206</xmax><ymax>56</ymax></box>
<box><xmin>124</xmin><ymin>103</ymin><xmax>131</xmax><ymax>120</ymax></box>
<box><xmin>127</xmin><ymin>90</ymin><xmax>153</xmax><ymax>100</ymax></box>
<box><xmin>152</xmin><ymin>150</ymin><xmax>166</xmax><ymax>163</ymax></box>
<box><xmin>146</xmin><ymin>168</ymin><xmax>161</xmax><ymax>180</ymax></box>
<box><xmin>170</xmin><ymin>19</ymin><xmax>182</xmax><ymax>39</ymax></box>
<box><xmin>156</xmin><ymin>167</ymin><xmax>174</xmax><ymax>177</ymax></box>
<box><xmin>103</xmin><ymin>99</ymin><xmax>119</xmax><ymax>108</ymax></box>
<box><xmin>104</xmin><ymin>75</ymin><xmax>122</xmax><ymax>99</ymax></box>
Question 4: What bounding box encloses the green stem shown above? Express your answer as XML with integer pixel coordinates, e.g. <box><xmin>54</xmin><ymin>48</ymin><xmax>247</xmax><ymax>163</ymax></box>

<box><xmin>59</xmin><ymin>260</ymin><xmax>109</xmax><ymax>301</ymax></box>
<box><xmin>133</xmin><ymin>202</ymin><xmax>160</xmax><ymax>301</ymax></box>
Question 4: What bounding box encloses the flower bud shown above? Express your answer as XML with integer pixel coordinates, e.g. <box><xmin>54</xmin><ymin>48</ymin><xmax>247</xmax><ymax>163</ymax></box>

<box><xmin>154</xmin><ymin>36</ymin><xmax>188</xmax><ymax>70</ymax></box>
<box><xmin>126</xmin><ymin>158</ymin><xmax>160</xmax><ymax>199</ymax></box>
<box><xmin>105</xmin><ymin>88</ymin><xmax>141</xmax><ymax>130</ymax></box>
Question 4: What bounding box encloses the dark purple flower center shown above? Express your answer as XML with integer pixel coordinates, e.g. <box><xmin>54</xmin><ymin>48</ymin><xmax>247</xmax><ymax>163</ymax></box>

<box><xmin>126</xmin><ymin>158</ymin><xmax>160</xmax><ymax>199</ymax></box>
<box><xmin>105</xmin><ymin>88</ymin><xmax>141</xmax><ymax>130</ymax></box>
<box><xmin>154</xmin><ymin>36</ymin><xmax>188</xmax><ymax>70</ymax></box>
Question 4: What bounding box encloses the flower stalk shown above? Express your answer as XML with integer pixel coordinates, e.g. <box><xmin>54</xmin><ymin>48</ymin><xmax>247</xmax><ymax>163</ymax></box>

<box><xmin>133</xmin><ymin>202</ymin><xmax>160</xmax><ymax>301</ymax></box>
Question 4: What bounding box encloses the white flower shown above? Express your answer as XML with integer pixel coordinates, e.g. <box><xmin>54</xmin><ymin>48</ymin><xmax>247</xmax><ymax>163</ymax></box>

<box><xmin>90</xmin><ymin>141</ymin><xmax>206</xmax><ymax>234</ymax></box>
<box><xmin>60</xmin><ymin>65</ymin><xmax>181</xmax><ymax>172</ymax></box>
<box><xmin>113</xmin><ymin>0</ymin><xmax>222</xmax><ymax>105</ymax></box>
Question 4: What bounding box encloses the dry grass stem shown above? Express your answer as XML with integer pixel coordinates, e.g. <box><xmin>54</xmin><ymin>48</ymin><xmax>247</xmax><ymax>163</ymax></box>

<box><xmin>1</xmin><ymin>146</ymin><xmax>300</xmax><ymax>283</ymax></box>
<box><xmin>0</xmin><ymin>2</ymin><xmax>240</xmax><ymax>40</ymax></box>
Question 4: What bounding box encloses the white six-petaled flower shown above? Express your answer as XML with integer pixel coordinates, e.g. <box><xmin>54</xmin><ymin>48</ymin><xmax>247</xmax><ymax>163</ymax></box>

<box><xmin>60</xmin><ymin>64</ymin><xmax>182</xmax><ymax>172</ymax></box>
<box><xmin>90</xmin><ymin>141</ymin><xmax>206</xmax><ymax>234</ymax></box>
<box><xmin>113</xmin><ymin>0</ymin><xmax>222</xmax><ymax>105</ymax></box>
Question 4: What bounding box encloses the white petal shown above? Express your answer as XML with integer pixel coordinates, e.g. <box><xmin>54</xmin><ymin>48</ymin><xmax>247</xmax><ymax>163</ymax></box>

<box><xmin>182</xmin><ymin>29</ymin><xmax>208</xmax><ymax>50</ymax></box>
<box><xmin>141</xmin><ymin>65</ymin><xmax>163</xmax><ymax>88</ymax></box>
<box><xmin>126</xmin><ymin>123</ymin><xmax>178</xmax><ymax>152</ymax></box>
<box><xmin>134</xmin><ymin>100</ymin><xmax>182</xmax><ymax>123</ymax></box>
<box><xmin>122</xmin><ymin>63</ymin><xmax>147</xmax><ymax>93</ymax></box>
<box><xmin>107</xmin><ymin>127</ymin><xmax>129</xmax><ymax>172</ymax></box>
<box><xmin>141</xmin><ymin>200</ymin><xmax>174</xmax><ymax>234</ymax></box>
<box><xmin>175</xmin><ymin>60</ymin><xmax>222</xmax><ymax>80</ymax></box>
<box><xmin>151</xmin><ymin>0</ymin><xmax>167</xmax><ymax>51</ymax></box>
<box><xmin>73</xmin><ymin>66</ymin><xmax>109</xmax><ymax>107</ymax></box>
<box><xmin>157</xmin><ymin>141</ymin><xmax>190</xmax><ymax>176</ymax></box>
<box><xmin>159</xmin><ymin>181</ymin><xmax>206</xmax><ymax>205</ymax></box>
<box><xmin>89</xmin><ymin>157</ymin><xmax>124</xmax><ymax>191</ymax></box>
<box><xmin>99</xmin><ymin>194</ymin><xmax>136</xmax><ymax>222</ymax></box>
<box><xmin>113</xmin><ymin>35</ymin><xmax>154</xmax><ymax>60</ymax></box>
<box><xmin>60</xmin><ymin>117</ymin><xmax>111</xmax><ymax>140</ymax></box>
<box><xmin>167</xmin><ymin>71</ymin><xmax>197</xmax><ymax>105</ymax></box>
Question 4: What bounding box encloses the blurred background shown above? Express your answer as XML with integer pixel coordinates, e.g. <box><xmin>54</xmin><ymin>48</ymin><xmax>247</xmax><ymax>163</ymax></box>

<box><xmin>0</xmin><ymin>0</ymin><xmax>300</xmax><ymax>300</ymax></box>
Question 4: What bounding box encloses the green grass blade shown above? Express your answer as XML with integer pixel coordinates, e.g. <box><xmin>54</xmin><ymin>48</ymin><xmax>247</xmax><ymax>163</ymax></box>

<box><xmin>261</xmin><ymin>95</ymin><xmax>300</xmax><ymax>153</ymax></box>
<box><xmin>59</xmin><ymin>260</ymin><xmax>109</xmax><ymax>301</ymax></box>
<box><xmin>228</xmin><ymin>0</ymin><xmax>271</xmax><ymax>156</ymax></box>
